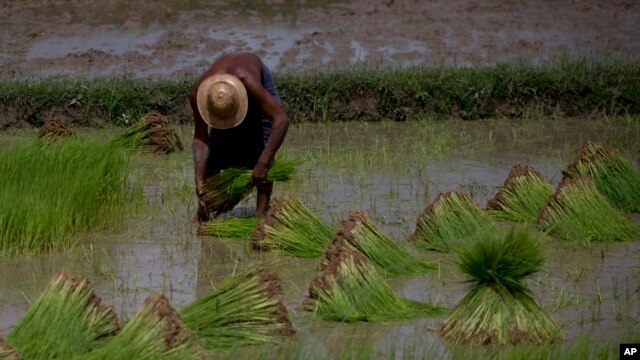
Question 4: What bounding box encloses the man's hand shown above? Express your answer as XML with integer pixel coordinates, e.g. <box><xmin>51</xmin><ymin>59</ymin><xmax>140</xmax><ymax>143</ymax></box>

<box><xmin>196</xmin><ymin>197</ymin><xmax>209</xmax><ymax>223</ymax></box>
<box><xmin>251</xmin><ymin>162</ymin><xmax>269</xmax><ymax>185</ymax></box>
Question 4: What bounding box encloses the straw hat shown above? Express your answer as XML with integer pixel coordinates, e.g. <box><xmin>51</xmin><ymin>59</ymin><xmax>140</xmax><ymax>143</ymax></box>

<box><xmin>196</xmin><ymin>74</ymin><xmax>248</xmax><ymax>129</ymax></box>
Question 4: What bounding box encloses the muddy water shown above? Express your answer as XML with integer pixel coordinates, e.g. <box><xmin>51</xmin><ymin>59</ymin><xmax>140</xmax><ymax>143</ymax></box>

<box><xmin>0</xmin><ymin>118</ymin><xmax>639</xmax><ymax>355</ymax></box>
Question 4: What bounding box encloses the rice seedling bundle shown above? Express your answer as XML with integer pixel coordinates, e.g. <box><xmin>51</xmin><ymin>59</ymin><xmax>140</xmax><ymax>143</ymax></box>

<box><xmin>332</xmin><ymin>210</ymin><xmax>437</xmax><ymax>276</ymax></box>
<box><xmin>197</xmin><ymin>217</ymin><xmax>260</xmax><ymax>238</ymax></box>
<box><xmin>5</xmin><ymin>271</ymin><xmax>120</xmax><ymax>359</ymax></box>
<box><xmin>0</xmin><ymin>138</ymin><xmax>133</xmax><ymax>256</ymax></box>
<box><xmin>536</xmin><ymin>177</ymin><xmax>639</xmax><ymax>242</ymax></box>
<box><xmin>251</xmin><ymin>193</ymin><xmax>334</xmax><ymax>257</ymax></box>
<box><xmin>564</xmin><ymin>141</ymin><xmax>640</xmax><ymax>213</ymax></box>
<box><xmin>0</xmin><ymin>338</ymin><xmax>19</xmax><ymax>360</ymax></box>
<box><xmin>304</xmin><ymin>239</ymin><xmax>446</xmax><ymax>322</ymax></box>
<box><xmin>82</xmin><ymin>293</ymin><xmax>203</xmax><ymax>360</ymax></box>
<box><xmin>180</xmin><ymin>268</ymin><xmax>295</xmax><ymax>350</ymax></box>
<box><xmin>37</xmin><ymin>116</ymin><xmax>75</xmax><ymax>139</ymax></box>
<box><xmin>409</xmin><ymin>191</ymin><xmax>503</xmax><ymax>253</ymax></box>
<box><xmin>202</xmin><ymin>161</ymin><xmax>296</xmax><ymax>217</ymax></box>
<box><xmin>118</xmin><ymin>111</ymin><xmax>183</xmax><ymax>154</ymax></box>
<box><xmin>486</xmin><ymin>164</ymin><xmax>555</xmax><ymax>223</ymax></box>
<box><xmin>440</xmin><ymin>227</ymin><xmax>562</xmax><ymax>345</ymax></box>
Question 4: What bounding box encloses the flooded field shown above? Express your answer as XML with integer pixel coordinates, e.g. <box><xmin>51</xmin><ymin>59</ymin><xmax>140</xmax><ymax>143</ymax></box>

<box><xmin>1</xmin><ymin>118</ymin><xmax>639</xmax><ymax>357</ymax></box>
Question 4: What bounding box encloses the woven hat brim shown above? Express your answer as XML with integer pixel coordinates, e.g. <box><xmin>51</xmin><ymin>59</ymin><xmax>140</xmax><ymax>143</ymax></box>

<box><xmin>196</xmin><ymin>74</ymin><xmax>249</xmax><ymax>129</ymax></box>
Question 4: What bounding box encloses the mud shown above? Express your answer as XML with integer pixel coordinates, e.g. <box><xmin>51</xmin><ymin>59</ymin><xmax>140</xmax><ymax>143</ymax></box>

<box><xmin>1</xmin><ymin>0</ymin><xmax>639</xmax><ymax>79</ymax></box>
<box><xmin>143</xmin><ymin>292</ymin><xmax>194</xmax><ymax>349</ymax></box>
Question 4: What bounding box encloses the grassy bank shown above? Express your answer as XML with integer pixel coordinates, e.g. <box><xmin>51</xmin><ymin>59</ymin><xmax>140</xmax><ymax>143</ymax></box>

<box><xmin>1</xmin><ymin>56</ymin><xmax>639</xmax><ymax>128</ymax></box>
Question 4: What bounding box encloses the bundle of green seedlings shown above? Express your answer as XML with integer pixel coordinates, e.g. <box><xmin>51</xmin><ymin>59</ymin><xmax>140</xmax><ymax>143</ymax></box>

<box><xmin>118</xmin><ymin>111</ymin><xmax>183</xmax><ymax>154</ymax></box>
<box><xmin>180</xmin><ymin>268</ymin><xmax>295</xmax><ymax>350</ymax></box>
<box><xmin>304</xmin><ymin>234</ymin><xmax>446</xmax><ymax>322</ymax></box>
<box><xmin>5</xmin><ymin>271</ymin><xmax>120</xmax><ymax>359</ymax></box>
<box><xmin>536</xmin><ymin>177</ymin><xmax>639</xmax><ymax>243</ymax></box>
<box><xmin>409</xmin><ymin>191</ymin><xmax>503</xmax><ymax>253</ymax></box>
<box><xmin>330</xmin><ymin>210</ymin><xmax>437</xmax><ymax>276</ymax></box>
<box><xmin>251</xmin><ymin>193</ymin><xmax>335</xmax><ymax>257</ymax></box>
<box><xmin>486</xmin><ymin>164</ymin><xmax>555</xmax><ymax>223</ymax></box>
<box><xmin>563</xmin><ymin>141</ymin><xmax>640</xmax><ymax>213</ymax></box>
<box><xmin>197</xmin><ymin>217</ymin><xmax>261</xmax><ymax>238</ymax></box>
<box><xmin>0</xmin><ymin>338</ymin><xmax>19</xmax><ymax>360</ymax></box>
<box><xmin>201</xmin><ymin>161</ymin><xmax>296</xmax><ymax>217</ymax></box>
<box><xmin>82</xmin><ymin>293</ymin><xmax>204</xmax><ymax>360</ymax></box>
<box><xmin>37</xmin><ymin>116</ymin><xmax>75</xmax><ymax>139</ymax></box>
<box><xmin>0</xmin><ymin>137</ymin><xmax>133</xmax><ymax>256</ymax></box>
<box><xmin>440</xmin><ymin>226</ymin><xmax>562</xmax><ymax>345</ymax></box>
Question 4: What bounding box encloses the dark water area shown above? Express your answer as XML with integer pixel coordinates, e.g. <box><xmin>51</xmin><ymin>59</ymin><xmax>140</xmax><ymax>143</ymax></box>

<box><xmin>0</xmin><ymin>118</ymin><xmax>638</xmax><ymax>355</ymax></box>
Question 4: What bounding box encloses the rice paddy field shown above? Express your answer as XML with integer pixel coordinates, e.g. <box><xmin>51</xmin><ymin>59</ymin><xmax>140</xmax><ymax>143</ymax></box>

<box><xmin>0</xmin><ymin>116</ymin><xmax>639</xmax><ymax>359</ymax></box>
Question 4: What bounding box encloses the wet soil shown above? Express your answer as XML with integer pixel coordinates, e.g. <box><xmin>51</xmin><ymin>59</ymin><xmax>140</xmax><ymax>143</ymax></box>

<box><xmin>1</xmin><ymin>0</ymin><xmax>639</xmax><ymax>79</ymax></box>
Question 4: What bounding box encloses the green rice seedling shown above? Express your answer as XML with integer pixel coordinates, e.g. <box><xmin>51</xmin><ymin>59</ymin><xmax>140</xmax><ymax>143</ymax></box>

<box><xmin>536</xmin><ymin>177</ymin><xmax>639</xmax><ymax>243</ymax></box>
<box><xmin>304</xmin><ymin>241</ymin><xmax>446</xmax><ymax>322</ymax></box>
<box><xmin>117</xmin><ymin>111</ymin><xmax>183</xmax><ymax>154</ymax></box>
<box><xmin>251</xmin><ymin>193</ymin><xmax>334</xmax><ymax>258</ymax></box>
<box><xmin>564</xmin><ymin>141</ymin><xmax>640</xmax><ymax>212</ymax></box>
<box><xmin>180</xmin><ymin>268</ymin><xmax>295</xmax><ymax>350</ymax></box>
<box><xmin>409</xmin><ymin>191</ymin><xmax>503</xmax><ymax>253</ymax></box>
<box><xmin>82</xmin><ymin>293</ymin><xmax>203</xmax><ymax>360</ymax></box>
<box><xmin>197</xmin><ymin>217</ymin><xmax>260</xmax><ymax>238</ymax></box>
<box><xmin>333</xmin><ymin>210</ymin><xmax>437</xmax><ymax>276</ymax></box>
<box><xmin>5</xmin><ymin>271</ymin><xmax>120</xmax><ymax>359</ymax></box>
<box><xmin>440</xmin><ymin>226</ymin><xmax>562</xmax><ymax>345</ymax></box>
<box><xmin>486</xmin><ymin>164</ymin><xmax>555</xmax><ymax>223</ymax></box>
<box><xmin>0</xmin><ymin>338</ymin><xmax>19</xmax><ymax>360</ymax></box>
<box><xmin>202</xmin><ymin>161</ymin><xmax>296</xmax><ymax>217</ymax></box>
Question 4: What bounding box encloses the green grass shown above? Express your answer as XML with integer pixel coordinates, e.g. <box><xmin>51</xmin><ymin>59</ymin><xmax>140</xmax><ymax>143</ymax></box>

<box><xmin>180</xmin><ymin>268</ymin><xmax>295</xmax><ymax>351</ymax></box>
<box><xmin>564</xmin><ymin>141</ymin><xmax>640</xmax><ymax>213</ymax></box>
<box><xmin>486</xmin><ymin>164</ymin><xmax>555</xmax><ymax>223</ymax></box>
<box><xmin>198</xmin><ymin>217</ymin><xmax>260</xmax><ymax>239</ymax></box>
<box><xmin>252</xmin><ymin>193</ymin><xmax>335</xmax><ymax>257</ymax></box>
<box><xmin>0</xmin><ymin>137</ymin><xmax>135</xmax><ymax>256</ymax></box>
<box><xmin>536</xmin><ymin>177</ymin><xmax>639</xmax><ymax>243</ymax></box>
<box><xmin>3</xmin><ymin>56</ymin><xmax>640</xmax><ymax>126</ymax></box>
<box><xmin>5</xmin><ymin>271</ymin><xmax>120</xmax><ymax>359</ymax></box>
<box><xmin>305</xmin><ymin>244</ymin><xmax>446</xmax><ymax>322</ymax></box>
<box><xmin>440</xmin><ymin>227</ymin><xmax>562</xmax><ymax>345</ymax></box>
<box><xmin>410</xmin><ymin>191</ymin><xmax>503</xmax><ymax>253</ymax></box>
<box><xmin>202</xmin><ymin>161</ymin><xmax>297</xmax><ymax>217</ymax></box>
<box><xmin>335</xmin><ymin>211</ymin><xmax>437</xmax><ymax>276</ymax></box>
<box><xmin>81</xmin><ymin>293</ymin><xmax>202</xmax><ymax>360</ymax></box>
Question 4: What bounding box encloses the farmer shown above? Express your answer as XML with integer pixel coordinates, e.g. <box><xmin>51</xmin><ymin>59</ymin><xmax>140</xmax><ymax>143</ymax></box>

<box><xmin>189</xmin><ymin>52</ymin><xmax>290</xmax><ymax>222</ymax></box>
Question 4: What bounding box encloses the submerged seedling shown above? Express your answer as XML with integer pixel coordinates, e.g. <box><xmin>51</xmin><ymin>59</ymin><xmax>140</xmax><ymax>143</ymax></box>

<box><xmin>536</xmin><ymin>177</ymin><xmax>639</xmax><ymax>243</ymax></box>
<box><xmin>563</xmin><ymin>141</ymin><xmax>640</xmax><ymax>213</ymax></box>
<box><xmin>252</xmin><ymin>193</ymin><xmax>334</xmax><ymax>258</ymax></box>
<box><xmin>440</xmin><ymin>227</ymin><xmax>563</xmax><ymax>345</ymax></box>
<box><xmin>486</xmin><ymin>164</ymin><xmax>555</xmax><ymax>223</ymax></box>
<box><xmin>410</xmin><ymin>191</ymin><xmax>503</xmax><ymax>253</ymax></box>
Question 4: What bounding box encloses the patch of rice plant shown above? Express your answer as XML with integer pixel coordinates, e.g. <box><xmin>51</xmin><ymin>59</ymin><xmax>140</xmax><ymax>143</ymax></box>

<box><xmin>410</xmin><ymin>191</ymin><xmax>503</xmax><ymax>253</ymax></box>
<box><xmin>332</xmin><ymin>211</ymin><xmax>437</xmax><ymax>276</ymax></box>
<box><xmin>0</xmin><ymin>338</ymin><xmax>19</xmax><ymax>360</ymax></box>
<box><xmin>5</xmin><ymin>271</ymin><xmax>120</xmax><ymax>359</ymax></box>
<box><xmin>202</xmin><ymin>161</ymin><xmax>297</xmax><ymax>217</ymax></box>
<box><xmin>117</xmin><ymin>111</ymin><xmax>183</xmax><ymax>154</ymax></box>
<box><xmin>37</xmin><ymin>116</ymin><xmax>75</xmax><ymax>139</ymax></box>
<box><xmin>486</xmin><ymin>164</ymin><xmax>555</xmax><ymax>223</ymax></box>
<box><xmin>536</xmin><ymin>177</ymin><xmax>639</xmax><ymax>243</ymax></box>
<box><xmin>180</xmin><ymin>268</ymin><xmax>295</xmax><ymax>350</ymax></box>
<box><xmin>564</xmin><ymin>141</ymin><xmax>640</xmax><ymax>213</ymax></box>
<box><xmin>83</xmin><ymin>293</ymin><xmax>203</xmax><ymax>360</ymax></box>
<box><xmin>0</xmin><ymin>138</ymin><xmax>134</xmax><ymax>257</ymax></box>
<box><xmin>440</xmin><ymin>226</ymin><xmax>562</xmax><ymax>345</ymax></box>
<box><xmin>251</xmin><ymin>193</ymin><xmax>334</xmax><ymax>258</ymax></box>
<box><xmin>197</xmin><ymin>217</ymin><xmax>260</xmax><ymax>238</ymax></box>
<box><xmin>304</xmin><ymin>241</ymin><xmax>446</xmax><ymax>322</ymax></box>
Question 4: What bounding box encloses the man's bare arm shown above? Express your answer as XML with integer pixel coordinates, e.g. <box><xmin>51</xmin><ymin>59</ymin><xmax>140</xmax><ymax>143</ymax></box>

<box><xmin>190</xmin><ymin>92</ymin><xmax>210</xmax><ymax>196</ymax></box>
